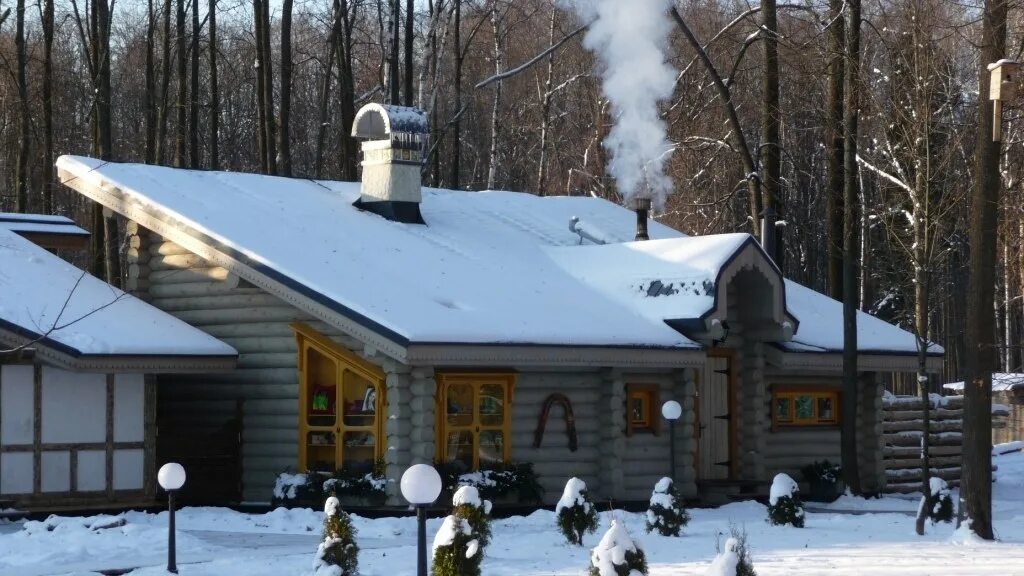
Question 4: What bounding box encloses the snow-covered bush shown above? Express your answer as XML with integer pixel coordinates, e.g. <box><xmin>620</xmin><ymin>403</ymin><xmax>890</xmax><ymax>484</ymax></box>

<box><xmin>312</xmin><ymin>496</ymin><xmax>359</xmax><ymax>576</ymax></box>
<box><xmin>439</xmin><ymin>462</ymin><xmax>544</xmax><ymax>504</ymax></box>
<box><xmin>645</xmin><ymin>477</ymin><xmax>690</xmax><ymax>536</ymax></box>
<box><xmin>706</xmin><ymin>525</ymin><xmax>756</xmax><ymax>576</ymax></box>
<box><xmin>766</xmin><ymin>473</ymin><xmax>804</xmax><ymax>528</ymax></box>
<box><xmin>555</xmin><ymin>477</ymin><xmax>599</xmax><ymax>546</ymax></box>
<box><xmin>431</xmin><ymin>515</ymin><xmax>482</xmax><ymax>576</ymax></box>
<box><xmin>800</xmin><ymin>460</ymin><xmax>843</xmax><ymax>502</ymax></box>
<box><xmin>920</xmin><ymin>477</ymin><xmax>954</xmax><ymax>524</ymax></box>
<box><xmin>588</xmin><ymin>519</ymin><xmax>648</xmax><ymax>576</ymax></box>
<box><xmin>452</xmin><ymin>485</ymin><xmax>493</xmax><ymax>548</ymax></box>
<box><xmin>273</xmin><ymin>463</ymin><xmax>388</xmax><ymax>508</ymax></box>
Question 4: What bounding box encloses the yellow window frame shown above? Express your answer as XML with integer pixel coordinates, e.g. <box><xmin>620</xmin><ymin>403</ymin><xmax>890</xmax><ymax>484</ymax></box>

<box><xmin>772</xmin><ymin>388</ymin><xmax>840</xmax><ymax>428</ymax></box>
<box><xmin>436</xmin><ymin>372</ymin><xmax>516</xmax><ymax>470</ymax></box>
<box><xmin>293</xmin><ymin>322</ymin><xmax>387</xmax><ymax>472</ymax></box>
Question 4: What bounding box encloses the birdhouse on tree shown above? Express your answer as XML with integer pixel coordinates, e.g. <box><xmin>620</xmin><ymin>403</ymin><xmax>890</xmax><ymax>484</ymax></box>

<box><xmin>351</xmin><ymin>103</ymin><xmax>430</xmax><ymax>224</ymax></box>
<box><xmin>988</xmin><ymin>59</ymin><xmax>1021</xmax><ymax>141</ymax></box>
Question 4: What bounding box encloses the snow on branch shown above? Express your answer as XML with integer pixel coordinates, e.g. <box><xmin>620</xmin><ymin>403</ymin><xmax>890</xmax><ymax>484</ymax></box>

<box><xmin>856</xmin><ymin>154</ymin><xmax>913</xmax><ymax>194</ymax></box>
<box><xmin>475</xmin><ymin>21</ymin><xmax>591</xmax><ymax>89</ymax></box>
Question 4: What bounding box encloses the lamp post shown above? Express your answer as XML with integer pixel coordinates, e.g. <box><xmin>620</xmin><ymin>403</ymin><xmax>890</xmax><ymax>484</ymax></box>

<box><xmin>400</xmin><ymin>463</ymin><xmax>442</xmax><ymax>576</ymax></box>
<box><xmin>157</xmin><ymin>463</ymin><xmax>186</xmax><ymax>574</ymax></box>
<box><xmin>662</xmin><ymin>400</ymin><xmax>682</xmax><ymax>482</ymax></box>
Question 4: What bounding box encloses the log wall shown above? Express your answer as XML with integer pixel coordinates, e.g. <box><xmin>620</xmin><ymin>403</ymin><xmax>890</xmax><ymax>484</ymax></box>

<box><xmin>881</xmin><ymin>394</ymin><xmax>963</xmax><ymax>493</ymax></box>
<box><xmin>136</xmin><ymin>232</ymin><xmax>395</xmax><ymax>503</ymax></box>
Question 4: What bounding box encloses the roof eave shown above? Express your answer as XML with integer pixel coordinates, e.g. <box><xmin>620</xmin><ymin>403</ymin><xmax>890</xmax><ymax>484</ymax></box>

<box><xmin>406</xmin><ymin>342</ymin><xmax>705</xmax><ymax>369</ymax></box>
<box><xmin>0</xmin><ymin>325</ymin><xmax>237</xmax><ymax>373</ymax></box>
<box><xmin>773</xmin><ymin>347</ymin><xmax>944</xmax><ymax>372</ymax></box>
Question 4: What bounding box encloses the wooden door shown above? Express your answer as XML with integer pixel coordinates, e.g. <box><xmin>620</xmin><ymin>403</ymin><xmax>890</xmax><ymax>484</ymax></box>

<box><xmin>698</xmin><ymin>354</ymin><xmax>733</xmax><ymax>480</ymax></box>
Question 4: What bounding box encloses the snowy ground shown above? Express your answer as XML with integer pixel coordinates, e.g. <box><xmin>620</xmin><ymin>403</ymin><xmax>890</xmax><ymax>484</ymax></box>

<box><xmin>2</xmin><ymin>449</ymin><xmax>1023</xmax><ymax>576</ymax></box>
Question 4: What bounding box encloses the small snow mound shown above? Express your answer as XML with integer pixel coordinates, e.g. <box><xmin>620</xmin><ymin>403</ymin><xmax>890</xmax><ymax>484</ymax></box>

<box><xmin>556</xmin><ymin>477</ymin><xmax>590</xmax><ymax>515</ymax></box>
<box><xmin>453</xmin><ymin>485</ymin><xmax>482</xmax><ymax>508</ymax></box>
<box><xmin>769</xmin><ymin>473</ymin><xmax>799</xmax><ymax>506</ymax></box>
<box><xmin>590</xmin><ymin>520</ymin><xmax>638</xmax><ymax>576</ymax></box>
<box><xmin>950</xmin><ymin>520</ymin><xmax>986</xmax><ymax>546</ymax></box>
<box><xmin>653</xmin><ymin>477</ymin><xmax>672</xmax><ymax>494</ymax></box>
<box><xmin>465</xmin><ymin>538</ymin><xmax>480</xmax><ymax>558</ymax></box>
<box><xmin>431</xmin><ymin>515</ymin><xmax>471</xmax><ymax>554</ymax></box>
<box><xmin>705</xmin><ymin>538</ymin><xmax>739</xmax><ymax>576</ymax></box>
<box><xmin>324</xmin><ymin>496</ymin><xmax>340</xmax><ymax>516</ymax></box>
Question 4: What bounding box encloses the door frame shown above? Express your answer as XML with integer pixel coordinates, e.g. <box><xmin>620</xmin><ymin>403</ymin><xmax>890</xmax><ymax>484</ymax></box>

<box><xmin>697</xmin><ymin>348</ymin><xmax>737</xmax><ymax>480</ymax></box>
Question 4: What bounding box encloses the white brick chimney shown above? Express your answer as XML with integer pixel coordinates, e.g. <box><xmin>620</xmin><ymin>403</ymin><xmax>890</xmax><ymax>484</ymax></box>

<box><xmin>351</xmin><ymin>103</ymin><xmax>429</xmax><ymax>224</ymax></box>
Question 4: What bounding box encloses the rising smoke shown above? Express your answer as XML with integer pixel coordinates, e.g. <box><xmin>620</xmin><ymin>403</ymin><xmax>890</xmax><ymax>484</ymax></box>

<box><xmin>565</xmin><ymin>0</ymin><xmax>678</xmax><ymax>210</ymax></box>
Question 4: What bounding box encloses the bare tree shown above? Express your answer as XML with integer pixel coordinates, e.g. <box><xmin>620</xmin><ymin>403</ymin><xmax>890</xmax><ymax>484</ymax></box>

<box><xmin>841</xmin><ymin>0</ymin><xmax>862</xmax><ymax>496</ymax></box>
<box><xmin>174</xmin><ymin>0</ymin><xmax>187</xmax><ymax>167</ymax></box>
<box><xmin>279</xmin><ymin>0</ymin><xmax>293</xmax><ymax>176</ymax></box>
<box><xmin>826</xmin><ymin>0</ymin><xmax>845</xmax><ymax>298</ymax></box>
<box><xmin>209</xmin><ymin>0</ymin><xmax>220</xmax><ymax>169</ymax></box>
<box><xmin>961</xmin><ymin>0</ymin><xmax>1008</xmax><ymax>542</ymax></box>
<box><xmin>14</xmin><ymin>0</ymin><xmax>29</xmax><ymax>213</ymax></box>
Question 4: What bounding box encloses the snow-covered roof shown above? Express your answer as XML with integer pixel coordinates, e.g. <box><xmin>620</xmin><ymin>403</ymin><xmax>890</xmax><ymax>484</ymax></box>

<box><xmin>55</xmin><ymin>155</ymin><xmax>931</xmax><ymax>357</ymax></box>
<box><xmin>0</xmin><ymin>225</ymin><xmax>237</xmax><ymax>365</ymax></box>
<box><xmin>944</xmin><ymin>373</ymin><xmax>1024</xmax><ymax>392</ymax></box>
<box><xmin>0</xmin><ymin>212</ymin><xmax>90</xmax><ymax>238</ymax></box>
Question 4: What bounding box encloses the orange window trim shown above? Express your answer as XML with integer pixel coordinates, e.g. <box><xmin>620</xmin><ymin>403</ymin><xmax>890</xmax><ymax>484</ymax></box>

<box><xmin>626</xmin><ymin>383</ymin><xmax>661</xmax><ymax>436</ymax></box>
<box><xmin>435</xmin><ymin>372</ymin><xmax>516</xmax><ymax>470</ymax></box>
<box><xmin>293</xmin><ymin>322</ymin><xmax>387</xmax><ymax>472</ymax></box>
<box><xmin>771</xmin><ymin>387</ymin><xmax>841</xmax><ymax>429</ymax></box>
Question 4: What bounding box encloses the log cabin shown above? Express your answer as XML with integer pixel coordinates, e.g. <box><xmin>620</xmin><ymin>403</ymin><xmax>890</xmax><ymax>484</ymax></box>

<box><xmin>0</xmin><ymin>214</ymin><xmax>236</xmax><ymax>510</ymax></box>
<box><xmin>55</xmin><ymin>104</ymin><xmax>942</xmax><ymax>506</ymax></box>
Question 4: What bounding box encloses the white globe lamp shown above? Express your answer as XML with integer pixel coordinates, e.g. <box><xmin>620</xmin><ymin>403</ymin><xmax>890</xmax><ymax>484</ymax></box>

<box><xmin>662</xmin><ymin>400</ymin><xmax>682</xmax><ymax>484</ymax></box>
<box><xmin>158</xmin><ymin>463</ymin><xmax>187</xmax><ymax>491</ymax></box>
<box><xmin>401</xmin><ymin>463</ymin><xmax>442</xmax><ymax>576</ymax></box>
<box><xmin>661</xmin><ymin>400</ymin><xmax>682</xmax><ymax>421</ymax></box>
<box><xmin>157</xmin><ymin>462</ymin><xmax>186</xmax><ymax>573</ymax></box>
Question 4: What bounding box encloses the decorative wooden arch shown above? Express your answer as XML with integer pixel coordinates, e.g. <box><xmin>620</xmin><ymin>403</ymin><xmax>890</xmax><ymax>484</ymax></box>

<box><xmin>533</xmin><ymin>393</ymin><xmax>578</xmax><ymax>451</ymax></box>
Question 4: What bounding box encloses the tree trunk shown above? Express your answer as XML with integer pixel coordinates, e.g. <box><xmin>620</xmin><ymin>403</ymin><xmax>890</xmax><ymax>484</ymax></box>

<box><xmin>254</xmin><ymin>0</ymin><xmax>268</xmax><ymax>173</ymax></box>
<box><xmin>156</xmin><ymin>0</ymin><xmax>173</xmax><ymax>165</ymax></box>
<box><xmin>451</xmin><ymin>0</ymin><xmax>462</xmax><ymax>189</ymax></box>
<box><xmin>259</xmin><ymin>0</ymin><xmax>277</xmax><ymax>174</ymax></box>
<box><xmin>961</xmin><ymin>0</ymin><xmax>1007</xmax><ymax>541</ymax></box>
<box><xmin>14</xmin><ymin>0</ymin><xmax>30</xmax><ymax>213</ymax></box>
<box><xmin>315</xmin><ymin>1</ymin><xmax>342</xmax><ymax>179</ymax></box>
<box><xmin>404</xmin><ymin>0</ymin><xmax>414</xmax><ymax>106</ymax></box>
<box><xmin>209</xmin><ymin>0</ymin><xmax>219</xmax><ymax>169</ymax></box>
<box><xmin>486</xmin><ymin>6</ymin><xmax>503</xmax><ymax>190</ymax></box>
<box><xmin>336</xmin><ymin>0</ymin><xmax>358</xmax><ymax>181</ymax></box>
<box><xmin>42</xmin><ymin>0</ymin><xmax>55</xmax><ymax>212</ymax></box>
<box><xmin>386</xmin><ymin>0</ymin><xmax>400</xmax><ymax>104</ymax></box>
<box><xmin>826</xmin><ymin>0</ymin><xmax>845</xmax><ymax>299</ymax></box>
<box><xmin>761</xmin><ymin>0</ymin><xmax>781</xmax><ymax>264</ymax></box>
<box><xmin>144</xmin><ymin>0</ymin><xmax>157</xmax><ymax>164</ymax></box>
<box><xmin>189</xmin><ymin>0</ymin><xmax>200</xmax><ymax>168</ymax></box>
<box><xmin>536</xmin><ymin>7</ymin><xmax>557</xmax><ymax>196</ymax></box>
<box><xmin>278</xmin><ymin>0</ymin><xmax>293</xmax><ymax>176</ymax></box>
<box><xmin>174</xmin><ymin>0</ymin><xmax>187</xmax><ymax>167</ymax></box>
<box><xmin>94</xmin><ymin>0</ymin><xmax>120</xmax><ymax>286</ymax></box>
<box><xmin>841</xmin><ymin>0</ymin><xmax>862</xmax><ymax>496</ymax></box>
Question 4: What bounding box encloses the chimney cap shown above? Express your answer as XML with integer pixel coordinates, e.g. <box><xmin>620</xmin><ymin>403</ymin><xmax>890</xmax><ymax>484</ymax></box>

<box><xmin>352</xmin><ymin>103</ymin><xmax>429</xmax><ymax>140</ymax></box>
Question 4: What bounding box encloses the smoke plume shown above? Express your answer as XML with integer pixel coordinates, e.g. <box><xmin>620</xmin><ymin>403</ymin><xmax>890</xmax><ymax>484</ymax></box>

<box><xmin>565</xmin><ymin>0</ymin><xmax>677</xmax><ymax>210</ymax></box>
